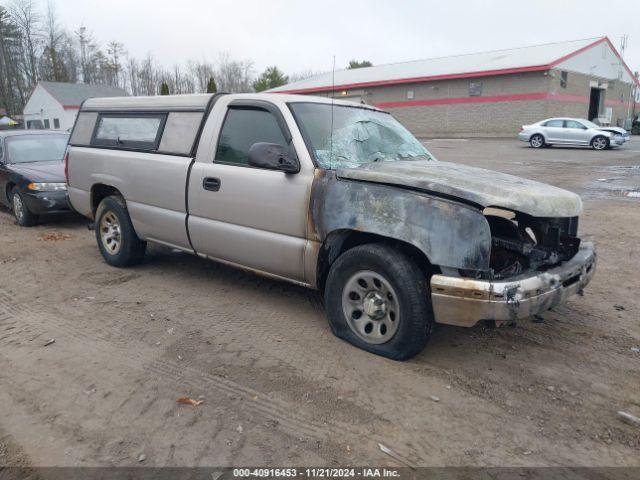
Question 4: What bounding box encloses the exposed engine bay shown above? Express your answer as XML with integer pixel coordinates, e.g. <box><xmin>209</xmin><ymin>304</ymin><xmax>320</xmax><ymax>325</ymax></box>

<box><xmin>486</xmin><ymin>209</ymin><xmax>581</xmax><ymax>279</ymax></box>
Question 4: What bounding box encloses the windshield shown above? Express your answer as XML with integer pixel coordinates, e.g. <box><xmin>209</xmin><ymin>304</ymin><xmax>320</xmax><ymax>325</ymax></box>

<box><xmin>5</xmin><ymin>134</ymin><xmax>69</xmax><ymax>164</ymax></box>
<box><xmin>289</xmin><ymin>103</ymin><xmax>435</xmax><ymax>169</ymax></box>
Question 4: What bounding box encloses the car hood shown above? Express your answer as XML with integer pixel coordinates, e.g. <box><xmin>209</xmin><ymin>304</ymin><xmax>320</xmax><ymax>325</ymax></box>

<box><xmin>7</xmin><ymin>161</ymin><xmax>65</xmax><ymax>182</ymax></box>
<box><xmin>336</xmin><ymin>160</ymin><xmax>582</xmax><ymax>217</ymax></box>
<box><xmin>598</xmin><ymin>126</ymin><xmax>626</xmax><ymax>135</ymax></box>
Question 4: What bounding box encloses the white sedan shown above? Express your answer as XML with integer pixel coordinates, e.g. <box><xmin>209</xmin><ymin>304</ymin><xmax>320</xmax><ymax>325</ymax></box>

<box><xmin>518</xmin><ymin>118</ymin><xmax>626</xmax><ymax>150</ymax></box>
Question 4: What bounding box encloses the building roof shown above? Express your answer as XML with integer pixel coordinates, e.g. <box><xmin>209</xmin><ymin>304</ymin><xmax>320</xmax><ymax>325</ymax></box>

<box><xmin>272</xmin><ymin>37</ymin><xmax>638</xmax><ymax>94</ymax></box>
<box><xmin>39</xmin><ymin>81</ymin><xmax>128</xmax><ymax>108</ymax></box>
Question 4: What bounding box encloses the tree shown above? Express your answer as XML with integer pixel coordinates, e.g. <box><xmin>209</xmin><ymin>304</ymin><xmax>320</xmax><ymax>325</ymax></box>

<box><xmin>40</xmin><ymin>2</ymin><xmax>70</xmax><ymax>82</ymax></box>
<box><xmin>253</xmin><ymin>66</ymin><xmax>288</xmax><ymax>92</ymax></box>
<box><xmin>9</xmin><ymin>0</ymin><xmax>42</xmax><ymax>87</ymax></box>
<box><xmin>0</xmin><ymin>5</ymin><xmax>27</xmax><ymax>115</ymax></box>
<box><xmin>206</xmin><ymin>77</ymin><xmax>217</xmax><ymax>93</ymax></box>
<box><xmin>160</xmin><ymin>81</ymin><xmax>169</xmax><ymax>95</ymax></box>
<box><xmin>347</xmin><ymin>60</ymin><xmax>372</xmax><ymax>69</ymax></box>
<box><xmin>106</xmin><ymin>40</ymin><xmax>125</xmax><ymax>87</ymax></box>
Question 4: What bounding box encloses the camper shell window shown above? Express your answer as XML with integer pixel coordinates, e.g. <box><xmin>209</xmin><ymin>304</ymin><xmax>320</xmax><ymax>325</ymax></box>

<box><xmin>91</xmin><ymin>113</ymin><xmax>167</xmax><ymax>150</ymax></box>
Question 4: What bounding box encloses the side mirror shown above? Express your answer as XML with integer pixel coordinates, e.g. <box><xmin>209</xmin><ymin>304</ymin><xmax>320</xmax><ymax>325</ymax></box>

<box><xmin>248</xmin><ymin>142</ymin><xmax>300</xmax><ymax>174</ymax></box>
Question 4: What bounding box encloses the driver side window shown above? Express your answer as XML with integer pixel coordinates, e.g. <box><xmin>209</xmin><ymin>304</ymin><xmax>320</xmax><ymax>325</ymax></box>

<box><xmin>215</xmin><ymin>107</ymin><xmax>289</xmax><ymax>167</ymax></box>
<box><xmin>565</xmin><ymin>120</ymin><xmax>586</xmax><ymax>129</ymax></box>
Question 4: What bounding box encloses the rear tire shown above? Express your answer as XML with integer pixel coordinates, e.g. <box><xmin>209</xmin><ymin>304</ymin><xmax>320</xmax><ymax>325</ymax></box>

<box><xmin>95</xmin><ymin>196</ymin><xmax>146</xmax><ymax>267</ymax></box>
<box><xmin>11</xmin><ymin>188</ymin><xmax>38</xmax><ymax>227</ymax></box>
<box><xmin>529</xmin><ymin>134</ymin><xmax>545</xmax><ymax>148</ymax></box>
<box><xmin>591</xmin><ymin>135</ymin><xmax>609</xmax><ymax>150</ymax></box>
<box><xmin>324</xmin><ymin>243</ymin><xmax>433</xmax><ymax>361</ymax></box>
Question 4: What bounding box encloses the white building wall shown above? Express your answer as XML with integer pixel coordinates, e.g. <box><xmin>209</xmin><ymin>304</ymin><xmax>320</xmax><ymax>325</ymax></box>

<box><xmin>556</xmin><ymin>41</ymin><xmax>635</xmax><ymax>84</ymax></box>
<box><xmin>22</xmin><ymin>85</ymin><xmax>78</xmax><ymax>131</ymax></box>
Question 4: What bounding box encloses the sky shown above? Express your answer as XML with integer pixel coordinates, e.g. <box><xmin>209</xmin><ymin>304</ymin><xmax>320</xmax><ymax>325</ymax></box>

<box><xmin>25</xmin><ymin>0</ymin><xmax>640</xmax><ymax>78</ymax></box>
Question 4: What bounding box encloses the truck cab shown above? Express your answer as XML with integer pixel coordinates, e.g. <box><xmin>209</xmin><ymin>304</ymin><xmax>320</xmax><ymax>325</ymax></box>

<box><xmin>67</xmin><ymin>93</ymin><xmax>596</xmax><ymax>360</ymax></box>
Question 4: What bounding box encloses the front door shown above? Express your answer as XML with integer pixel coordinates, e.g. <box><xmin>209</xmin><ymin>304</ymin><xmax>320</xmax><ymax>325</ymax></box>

<box><xmin>187</xmin><ymin>101</ymin><xmax>313</xmax><ymax>283</ymax></box>
<box><xmin>563</xmin><ymin>120</ymin><xmax>591</xmax><ymax>145</ymax></box>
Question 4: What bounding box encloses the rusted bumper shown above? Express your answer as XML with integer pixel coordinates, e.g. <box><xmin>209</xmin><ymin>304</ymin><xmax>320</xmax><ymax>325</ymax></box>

<box><xmin>430</xmin><ymin>242</ymin><xmax>596</xmax><ymax>327</ymax></box>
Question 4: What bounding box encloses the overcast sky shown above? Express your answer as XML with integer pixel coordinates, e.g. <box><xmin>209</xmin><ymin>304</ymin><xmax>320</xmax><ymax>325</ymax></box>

<box><xmin>38</xmin><ymin>0</ymin><xmax>640</xmax><ymax>78</ymax></box>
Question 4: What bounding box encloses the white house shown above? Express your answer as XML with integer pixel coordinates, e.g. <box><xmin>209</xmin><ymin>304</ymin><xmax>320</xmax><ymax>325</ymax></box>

<box><xmin>23</xmin><ymin>82</ymin><xmax>127</xmax><ymax>131</ymax></box>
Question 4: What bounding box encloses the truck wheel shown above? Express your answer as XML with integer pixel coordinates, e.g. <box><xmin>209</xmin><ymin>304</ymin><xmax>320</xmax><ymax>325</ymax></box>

<box><xmin>95</xmin><ymin>196</ymin><xmax>146</xmax><ymax>267</ymax></box>
<box><xmin>529</xmin><ymin>134</ymin><xmax>545</xmax><ymax>148</ymax></box>
<box><xmin>11</xmin><ymin>188</ymin><xmax>38</xmax><ymax>227</ymax></box>
<box><xmin>324</xmin><ymin>243</ymin><xmax>433</xmax><ymax>361</ymax></box>
<box><xmin>591</xmin><ymin>135</ymin><xmax>609</xmax><ymax>150</ymax></box>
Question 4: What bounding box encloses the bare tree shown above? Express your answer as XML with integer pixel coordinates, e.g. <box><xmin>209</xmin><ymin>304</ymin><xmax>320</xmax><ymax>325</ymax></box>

<box><xmin>40</xmin><ymin>1</ymin><xmax>68</xmax><ymax>82</ymax></box>
<box><xmin>9</xmin><ymin>0</ymin><xmax>42</xmax><ymax>87</ymax></box>
<box><xmin>106</xmin><ymin>40</ymin><xmax>125</xmax><ymax>87</ymax></box>
<box><xmin>216</xmin><ymin>53</ymin><xmax>254</xmax><ymax>93</ymax></box>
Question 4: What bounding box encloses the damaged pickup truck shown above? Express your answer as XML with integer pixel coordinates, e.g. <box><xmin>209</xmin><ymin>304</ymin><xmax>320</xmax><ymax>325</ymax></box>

<box><xmin>66</xmin><ymin>93</ymin><xmax>596</xmax><ymax>360</ymax></box>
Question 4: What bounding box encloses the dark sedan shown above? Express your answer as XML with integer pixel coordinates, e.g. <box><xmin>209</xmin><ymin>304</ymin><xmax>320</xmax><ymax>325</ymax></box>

<box><xmin>0</xmin><ymin>130</ymin><xmax>71</xmax><ymax>226</ymax></box>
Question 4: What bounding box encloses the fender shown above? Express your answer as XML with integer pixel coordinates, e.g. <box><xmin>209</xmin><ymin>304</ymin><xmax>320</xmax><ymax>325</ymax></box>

<box><xmin>309</xmin><ymin>170</ymin><xmax>492</xmax><ymax>272</ymax></box>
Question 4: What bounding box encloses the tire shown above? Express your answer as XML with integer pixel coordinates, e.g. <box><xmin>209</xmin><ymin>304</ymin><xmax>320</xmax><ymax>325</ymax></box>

<box><xmin>591</xmin><ymin>135</ymin><xmax>609</xmax><ymax>150</ymax></box>
<box><xmin>529</xmin><ymin>134</ymin><xmax>545</xmax><ymax>148</ymax></box>
<box><xmin>11</xmin><ymin>188</ymin><xmax>38</xmax><ymax>227</ymax></box>
<box><xmin>95</xmin><ymin>195</ymin><xmax>146</xmax><ymax>267</ymax></box>
<box><xmin>324</xmin><ymin>243</ymin><xmax>433</xmax><ymax>361</ymax></box>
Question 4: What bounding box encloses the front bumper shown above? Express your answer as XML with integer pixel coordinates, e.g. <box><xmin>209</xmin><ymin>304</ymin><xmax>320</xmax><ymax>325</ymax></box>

<box><xmin>22</xmin><ymin>189</ymin><xmax>72</xmax><ymax>215</ymax></box>
<box><xmin>430</xmin><ymin>242</ymin><xmax>596</xmax><ymax>327</ymax></box>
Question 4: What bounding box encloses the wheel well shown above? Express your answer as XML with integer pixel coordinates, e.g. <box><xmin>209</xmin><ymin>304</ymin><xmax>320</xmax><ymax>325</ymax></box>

<box><xmin>316</xmin><ymin>230</ymin><xmax>437</xmax><ymax>292</ymax></box>
<box><xmin>591</xmin><ymin>134</ymin><xmax>608</xmax><ymax>144</ymax></box>
<box><xmin>4</xmin><ymin>182</ymin><xmax>15</xmax><ymax>204</ymax></box>
<box><xmin>91</xmin><ymin>184</ymin><xmax>122</xmax><ymax>217</ymax></box>
<box><xmin>530</xmin><ymin>133</ymin><xmax>545</xmax><ymax>141</ymax></box>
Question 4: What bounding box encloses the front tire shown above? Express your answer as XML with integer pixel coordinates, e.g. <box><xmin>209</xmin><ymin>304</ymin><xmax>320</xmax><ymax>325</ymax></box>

<box><xmin>95</xmin><ymin>196</ymin><xmax>146</xmax><ymax>267</ymax></box>
<box><xmin>529</xmin><ymin>134</ymin><xmax>545</xmax><ymax>148</ymax></box>
<box><xmin>591</xmin><ymin>135</ymin><xmax>609</xmax><ymax>150</ymax></box>
<box><xmin>11</xmin><ymin>188</ymin><xmax>38</xmax><ymax>227</ymax></box>
<box><xmin>324</xmin><ymin>243</ymin><xmax>433</xmax><ymax>361</ymax></box>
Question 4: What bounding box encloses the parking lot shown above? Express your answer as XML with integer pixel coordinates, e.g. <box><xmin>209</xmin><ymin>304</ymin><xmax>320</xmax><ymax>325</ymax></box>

<box><xmin>1</xmin><ymin>137</ymin><xmax>639</xmax><ymax>468</ymax></box>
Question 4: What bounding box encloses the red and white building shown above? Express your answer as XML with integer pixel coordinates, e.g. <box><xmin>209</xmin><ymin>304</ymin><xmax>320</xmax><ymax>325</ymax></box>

<box><xmin>272</xmin><ymin>37</ymin><xmax>639</xmax><ymax>137</ymax></box>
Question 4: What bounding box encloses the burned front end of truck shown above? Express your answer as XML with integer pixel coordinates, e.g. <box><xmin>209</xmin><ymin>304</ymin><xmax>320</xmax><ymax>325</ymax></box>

<box><xmin>431</xmin><ymin>208</ymin><xmax>596</xmax><ymax>327</ymax></box>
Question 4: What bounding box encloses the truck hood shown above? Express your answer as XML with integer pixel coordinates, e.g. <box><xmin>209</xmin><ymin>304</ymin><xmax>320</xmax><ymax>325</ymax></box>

<box><xmin>336</xmin><ymin>160</ymin><xmax>582</xmax><ymax>217</ymax></box>
<box><xmin>7</xmin><ymin>161</ymin><xmax>65</xmax><ymax>183</ymax></box>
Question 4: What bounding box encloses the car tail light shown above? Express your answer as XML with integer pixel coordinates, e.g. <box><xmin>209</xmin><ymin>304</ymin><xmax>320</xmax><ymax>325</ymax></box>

<box><xmin>64</xmin><ymin>149</ymin><xmax>70</xmax><ymax>184</ymax></box>
<box><xmin>519</xmin><ymin>126</ymin><xmax>524</xmax><ymax>132</ymax></box>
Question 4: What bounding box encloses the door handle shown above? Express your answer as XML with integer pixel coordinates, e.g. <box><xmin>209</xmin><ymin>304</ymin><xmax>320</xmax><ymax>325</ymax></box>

<box><xmin>202</xmin><ymin>177</ymin><xmax>221</xmax><ymax>192</ymax></box>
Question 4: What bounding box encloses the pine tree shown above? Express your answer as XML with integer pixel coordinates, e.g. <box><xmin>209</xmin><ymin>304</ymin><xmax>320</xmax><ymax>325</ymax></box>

<box><xmin>206</xmin><ymin>77</ymin><xmax>217</xmax><ymax>93</ymax></box>
<box><xmin>253</xmin><ymin>66</ymin><xmax>288</xmax><ymax>92</ymax></box>
<box><xmin>160</xmin><ymin>81</ymin><xmax>169</xmax><ymax>95</ymax></box>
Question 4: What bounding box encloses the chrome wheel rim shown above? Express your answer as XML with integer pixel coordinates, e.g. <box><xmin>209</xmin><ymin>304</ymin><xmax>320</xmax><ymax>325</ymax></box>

<box><xmin>100</xmin><ymin>211</ymin><xmax>122</xmax><ymax>255</ymax></box>
<box><xmin>12</xmin><ymin>194</ymin><xmax>24</xmax><ymax>221</ymax></box>
<box><xmin>531</xmin><ymin>135</ymin><xmax>543</xmax><ymax>148</ymax></box>
<box><xmin>593</xmin><ymin>137</ymin><xmax>606</xmax><ymax>150</ymax></box>
<box><xmin>342</xmin><ymin>270</ymin><xmax>399</xmax><ymax>345</ymax></box>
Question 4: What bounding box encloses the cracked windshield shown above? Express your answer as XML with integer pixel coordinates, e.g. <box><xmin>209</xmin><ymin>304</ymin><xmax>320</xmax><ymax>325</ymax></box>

<box><xmin>289</xmin><ymin>102</ymin><xmax>435</xmax><ymax>169</ymax></box>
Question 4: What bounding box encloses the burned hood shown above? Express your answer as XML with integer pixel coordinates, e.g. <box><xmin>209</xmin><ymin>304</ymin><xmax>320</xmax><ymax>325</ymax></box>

<box><xmin>336</xmin><ymin>160</ymin><xmax>582</xmax><ymax>217</ymax></box>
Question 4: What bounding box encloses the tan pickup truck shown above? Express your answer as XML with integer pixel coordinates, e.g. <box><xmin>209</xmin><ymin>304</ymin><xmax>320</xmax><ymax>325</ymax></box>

<box><xmin>66</xmin><ymin>93</ymin><xmax>596</xmax><ymax>360</ymax></box>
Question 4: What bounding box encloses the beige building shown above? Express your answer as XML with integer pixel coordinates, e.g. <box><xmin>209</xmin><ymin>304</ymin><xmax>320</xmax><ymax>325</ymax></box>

<box><xmin>271</xmin><ymin>37</ymin><xmax>638</xmax><ymax>137</ymax></box>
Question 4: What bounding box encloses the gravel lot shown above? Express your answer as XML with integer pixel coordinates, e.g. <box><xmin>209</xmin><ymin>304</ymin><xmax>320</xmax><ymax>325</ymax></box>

<box><xmin>1</xmin><ymin>137</ymin><xmax>639</xmax><ymax>468</ymax></box>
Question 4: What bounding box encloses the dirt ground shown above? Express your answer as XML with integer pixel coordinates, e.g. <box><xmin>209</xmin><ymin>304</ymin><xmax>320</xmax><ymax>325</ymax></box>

<box><xmin>0</xmin><ymin>137</ymin><xmax>639</xmax><ymax>469</ymax></box>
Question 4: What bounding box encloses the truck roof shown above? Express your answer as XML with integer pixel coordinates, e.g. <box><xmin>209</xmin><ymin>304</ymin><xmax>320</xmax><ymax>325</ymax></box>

<box><xmin>81</xmin><ymin>93</ymin><xmax>383</xmax><ymax>112</ymax></box>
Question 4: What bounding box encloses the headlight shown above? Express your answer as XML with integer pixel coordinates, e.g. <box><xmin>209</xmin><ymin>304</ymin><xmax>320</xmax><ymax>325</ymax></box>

<box><xmin>27</xmin><ymin>182</ymin><xmax>67</xmax><ymax>192</ymax></box>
